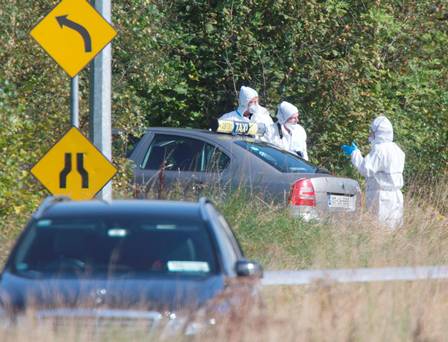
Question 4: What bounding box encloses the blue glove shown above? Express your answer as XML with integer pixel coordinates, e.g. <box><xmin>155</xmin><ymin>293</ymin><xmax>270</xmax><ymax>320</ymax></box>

<box><xmin>341</xmin><ymin>142</ymin><xmax>358</xmax><ymax>156</ymax></box>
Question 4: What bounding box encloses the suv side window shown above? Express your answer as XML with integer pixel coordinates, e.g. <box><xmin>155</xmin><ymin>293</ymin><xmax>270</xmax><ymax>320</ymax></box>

<box><xmin>142</xmin><ymin>134</ymin><xmax>230</xmax><ymax>172</ymax></box>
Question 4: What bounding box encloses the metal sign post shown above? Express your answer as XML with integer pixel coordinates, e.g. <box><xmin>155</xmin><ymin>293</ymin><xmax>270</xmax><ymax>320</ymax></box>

<box><xmin>89</xmin><ymin>0</ymin><xmax>113</xmax><ymax>201</ymax></box>
<box><xmin>70</xmin><ymin>76</ymin><xmax>79</xmax><ymax>127</ymax></box>
<box><xmin>30</xmin><ymin>0</ymin><xmax>117</xmax><ymax>201</ymax></box>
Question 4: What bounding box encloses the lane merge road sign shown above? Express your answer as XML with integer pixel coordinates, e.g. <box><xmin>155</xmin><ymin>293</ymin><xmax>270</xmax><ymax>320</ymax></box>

<box><xmin>31</xmin><ymin>127</ymin><xmax>117</xmax><ymax>200</ymax></box>
<box><xmin>30</xmin><ymin>0</ymin><xmax>117</xmax><ymax>77</ymax></box>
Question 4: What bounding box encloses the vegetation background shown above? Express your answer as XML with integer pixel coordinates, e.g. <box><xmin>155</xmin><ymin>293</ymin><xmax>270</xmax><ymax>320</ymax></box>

<box><xmin>0</xmin><ymin>0</ymin><xmax>447</xmax><ymax>226</ymax></box>
<box><xmin>0</xmin><ymin>2</ymin><xmax>447</xmax><ymax>339</ymax></box>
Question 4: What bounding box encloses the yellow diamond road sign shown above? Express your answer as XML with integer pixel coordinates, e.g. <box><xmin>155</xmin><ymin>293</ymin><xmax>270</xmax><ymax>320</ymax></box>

<box><xmin>30</xmin><ymin>0</ymin><xmax>117</xmax><ymax>77</ymax></box>
<box><xmin>31</xmin><ymin>127</ymin><xmax>117</xmax><ymax>200</ymax></box>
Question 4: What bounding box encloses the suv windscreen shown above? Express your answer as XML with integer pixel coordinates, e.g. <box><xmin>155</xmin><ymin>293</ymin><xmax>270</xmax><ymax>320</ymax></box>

<box><xmin>235</xmin><ymin>141</ymin><xmax>318</xmax><ymax>173</ymax></box>
<box><xmin>12</xmin><ymin>216</ymin><xmax>218</xmax><ymax>278</ymax></box>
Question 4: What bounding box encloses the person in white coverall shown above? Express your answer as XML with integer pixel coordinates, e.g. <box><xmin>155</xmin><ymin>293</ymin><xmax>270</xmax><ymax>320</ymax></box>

<box><xmin>341</xmin><ymin>116</ymin><xmax>405</xmax><ymax>229</ymax></box>
<box><xmin>219</xmin><ymin>86</ymin><xmax>275</xmax><ymax>142</ymax></box>
<box><xmin>274</xmin><ymin>101</ymin><xmax>308</xmax><ymax>160</ymax></box>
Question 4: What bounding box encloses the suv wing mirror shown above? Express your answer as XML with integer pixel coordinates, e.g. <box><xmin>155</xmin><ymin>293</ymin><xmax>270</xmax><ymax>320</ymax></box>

<box><xmin>235</xmin><ymin>259</ymin><xmax>263</xmax><ymax>278</ymax></box>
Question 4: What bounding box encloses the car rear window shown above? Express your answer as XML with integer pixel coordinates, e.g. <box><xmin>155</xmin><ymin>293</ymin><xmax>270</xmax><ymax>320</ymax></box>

<box><xmin>12</xmin><ymin>217</ymin><xmax>218</xmax><ymax>278</ymax></box>
<box><xmin>235</xmin><ymin>140</ymin><xmax>318</xmax><ymax>173</ymax></box>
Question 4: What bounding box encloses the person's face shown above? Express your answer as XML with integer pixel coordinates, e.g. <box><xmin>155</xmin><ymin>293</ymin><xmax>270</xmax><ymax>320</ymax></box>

<box><xmin>286</xmin><ymin>112</ymin><xmax>299</xmax><ymax>124</ymax></box>
<box><xmin>244</xmin><ymin>96</ymin><xmax>259</xmax><ymax>115</ymax></box>
<box><xmin>247</xmin><ymin>97</ymin><xmax>259</xmax><ymax>107</ymax></box>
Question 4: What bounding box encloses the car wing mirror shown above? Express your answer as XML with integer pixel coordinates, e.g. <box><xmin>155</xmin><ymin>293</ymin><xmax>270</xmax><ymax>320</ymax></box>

<box><xmin>235</xmin><ymin>259</ymin><xmax>263</xmax><ymax>278</ymax></box>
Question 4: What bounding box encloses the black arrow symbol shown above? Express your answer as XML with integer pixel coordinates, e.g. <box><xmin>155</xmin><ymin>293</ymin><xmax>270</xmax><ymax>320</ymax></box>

<box><xmin>56</xmin><ymin>15</ymin><xmax>92</xmax><ymax>53</ymax></box>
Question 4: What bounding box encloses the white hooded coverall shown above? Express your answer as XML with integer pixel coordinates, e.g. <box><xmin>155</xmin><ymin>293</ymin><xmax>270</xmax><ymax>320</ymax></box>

<box><xmin>274</xmin><ymin>101</ymin><xmax>308</xmax><ymax>160</ymax></box>
<box><xmin>351</xmin><ymin>116</ymin><xmax>405</xmax><ymax>229</ymax></box>
<box><xmin>219</xmin><ymin>86</ymin><xmax>275</xmax><ymax>143</ymax></box>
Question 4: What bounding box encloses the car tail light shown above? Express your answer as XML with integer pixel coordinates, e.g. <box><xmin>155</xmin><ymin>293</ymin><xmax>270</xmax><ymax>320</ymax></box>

<box><xmin>289</xmin><ymin>178</ymin><xmax>316</xmax><ymax>207</ymax></box>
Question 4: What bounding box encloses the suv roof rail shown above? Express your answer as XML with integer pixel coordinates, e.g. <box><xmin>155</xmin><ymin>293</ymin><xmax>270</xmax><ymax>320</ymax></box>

<box><xmin>33</xmin><ymin>196</ymin><xmax>72</xmax><ymax>219</ymax></box>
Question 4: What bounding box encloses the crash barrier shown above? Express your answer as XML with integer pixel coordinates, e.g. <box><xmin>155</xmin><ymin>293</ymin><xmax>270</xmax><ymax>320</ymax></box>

<box><xmin>209</xmin><ymin>119</ymin><xmax>266</xmax><ymax>136</ymax></box>
<box><xmin>263</xmin><ymin>265</ymin><xmax>448</xmax><ymax>286</ymax></box>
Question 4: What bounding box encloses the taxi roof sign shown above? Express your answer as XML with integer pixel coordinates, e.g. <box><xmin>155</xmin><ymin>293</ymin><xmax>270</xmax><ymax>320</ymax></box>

<box><xmin>210</xmin><ymin>119</ymin><xmax>266</xmax><ymax>136</ymax></box>
<box><xmin>30</xmin><ymin>0</ymin><xmax>117</xmax><ymax>77</ymax></box>
<box><xmin>31</xmin><ymin>127</ymin><xmax>117</xmax><ymax>200</ymax></box>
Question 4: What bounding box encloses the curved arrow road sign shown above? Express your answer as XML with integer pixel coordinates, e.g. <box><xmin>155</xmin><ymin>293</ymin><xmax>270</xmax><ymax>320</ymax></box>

<box><xmin>56</xmin><ymin>15</ymin><xmax>92</xmax><ymax>53</ymax></box>
<box><xmin>30</xmin><ymin>0</ymin><xmax>116</xmax><ymax>77</ymax></box>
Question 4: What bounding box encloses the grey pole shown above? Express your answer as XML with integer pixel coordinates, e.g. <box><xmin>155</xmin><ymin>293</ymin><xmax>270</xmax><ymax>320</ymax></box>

<box><xmin>89</xmin><ymin>0</ymin><xmax>113</xmax><ymax>200</ymax></box>
<box><xmin>70</xmin><ymin>76</ymin><xmax>79</xmax><ymax>127</ymax></box>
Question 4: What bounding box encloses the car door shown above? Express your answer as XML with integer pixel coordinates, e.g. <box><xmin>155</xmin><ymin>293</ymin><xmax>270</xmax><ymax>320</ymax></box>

<box><xmin>133</xmin><ymin>133</ymin><xmax>230</xmax><ymax>195</ymax></box>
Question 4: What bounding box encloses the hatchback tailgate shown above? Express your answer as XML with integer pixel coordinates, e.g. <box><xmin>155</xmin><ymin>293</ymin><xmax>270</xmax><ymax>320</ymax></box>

<box><xmin>310</xmin><ymin>176</ymin><xmax>361</xmax><ymax>213</ymax></box>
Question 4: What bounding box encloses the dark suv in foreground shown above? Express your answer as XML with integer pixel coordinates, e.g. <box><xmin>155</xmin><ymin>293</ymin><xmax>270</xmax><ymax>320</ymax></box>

<box><xmin>0</xmin><ymin>197</ymin><xmax>262</xmax><ymax>334</ymax></box>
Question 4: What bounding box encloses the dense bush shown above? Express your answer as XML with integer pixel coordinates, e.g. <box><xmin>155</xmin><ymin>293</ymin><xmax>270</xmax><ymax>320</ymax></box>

<box><xmin>0</xmin><ymin>0</ymin><xmax>446</xmax><ymax>221</ymax></box>
<box><xmin>136</xmin><ymin>0</ymin><xmax>447</xmax><ymax>180</ymax></box>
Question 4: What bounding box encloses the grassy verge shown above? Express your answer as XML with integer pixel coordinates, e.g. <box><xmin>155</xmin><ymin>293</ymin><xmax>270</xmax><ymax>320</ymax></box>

<box><xmin>0</xmin><ymin>177</ymin><xmax>447</xmax><ymax>340</ymax></box>
<box><xmin>214</xmin><ymin>176</ymin><xmax>448</xmax><ymax>270</ymax></box>
<box><xmin>195</xmin><ymin>281</ymin><xmax>448</xmax><ymax>341</ymax></box>
<box><xmin>1</xmin><ymin>177</ymin><xmax>447</xmax><ymax>269</ymax></box>
<box><xmin>2</xmin><ymin>282</ymin><xmax>448</xmax><ymax>341</ymax></box>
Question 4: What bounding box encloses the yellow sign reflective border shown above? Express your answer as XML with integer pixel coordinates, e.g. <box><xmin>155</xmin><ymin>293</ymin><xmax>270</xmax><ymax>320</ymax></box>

<box><xmin>30</xmin><ymin>0</ymin><xmax>117</xmax><ymax>77</ymax></box>
<box><xmin>31</xmin><ymin>127</ymin><xmax>117</xmax><ymax>200</ymax></box>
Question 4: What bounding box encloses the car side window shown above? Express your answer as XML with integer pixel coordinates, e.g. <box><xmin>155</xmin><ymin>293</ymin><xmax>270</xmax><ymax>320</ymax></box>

<box><xmin>142</xmin><ymin>134</ymin><xmax>230</xmax><ymax>173</ymax></box>
<box><xmin>234</xmin><ymin>140</ymin><xmax>317</xmax><ymax>173</ymax></box>
<box><xmin>201</xmin><ymin>144</ymin><xmax>230</xmax><ymax>173</ymax></box>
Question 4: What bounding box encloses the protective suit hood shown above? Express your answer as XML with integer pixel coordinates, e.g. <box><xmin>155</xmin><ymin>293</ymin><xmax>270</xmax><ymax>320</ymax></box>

<box><xmin>277</xmin><ymin>101</ymin><xmax>298</xmax><ymax>124</ymax></box>
<box><xmin>371</xmin><ymin>116</ymin><xmax>394</xmax><ymax>144</ymax></box>
<box><xmin>237</xmin><ymin>86</ymin><xmax>258</xmax><ymax>116</ymax></box>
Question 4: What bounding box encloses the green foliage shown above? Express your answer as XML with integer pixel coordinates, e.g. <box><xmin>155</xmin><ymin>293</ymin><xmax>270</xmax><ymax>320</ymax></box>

<box><xmin>0</xmin><ymin>80</ymin><xmax>41</xmax><ymax>218</ymax></box>
<box><xmin>0</xmin><ymin>0</ymin><xmax>447</xmax><ymax>229</ymax></box>
<box><xmin>134</xmin><ymin>0</ymin><xmax>447</xmax><ymax>179</ymax></box>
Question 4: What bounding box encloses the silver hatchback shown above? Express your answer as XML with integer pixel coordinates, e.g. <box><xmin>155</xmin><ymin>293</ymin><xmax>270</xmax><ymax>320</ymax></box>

<box><xmin>129</xmin><ymin>128</ymin><xmax>361</xmax><ymax>219</ymax></box>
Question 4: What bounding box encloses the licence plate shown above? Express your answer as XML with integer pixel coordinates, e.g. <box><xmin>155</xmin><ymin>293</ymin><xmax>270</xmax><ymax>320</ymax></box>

<box><xmin>328</xmin><ymin>194</ymin><xmax>355</xmax><ymax>210</ymax></box>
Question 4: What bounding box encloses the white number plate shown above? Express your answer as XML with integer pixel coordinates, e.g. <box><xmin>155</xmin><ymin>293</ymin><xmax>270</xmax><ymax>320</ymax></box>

<box><xmin>328</xmin><ymin>194</ymin><xmax>355</xmax><ymax>211</ymax></box>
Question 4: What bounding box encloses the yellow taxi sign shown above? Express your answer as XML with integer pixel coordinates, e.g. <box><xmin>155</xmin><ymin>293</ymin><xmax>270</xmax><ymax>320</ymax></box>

<box><xmin>212</xmin><ymin>119</ymin><xmax>266</xmax><ymax>136</ymax></box>
<box><xmin>30</xmin><ymin>0</ymin><xmax>117</xmax><ymax>77</ymax></box>
<box><xmin>31</xmin><ymin>127</ymin><xmax>117</xmax><ymax>200</ymax></box>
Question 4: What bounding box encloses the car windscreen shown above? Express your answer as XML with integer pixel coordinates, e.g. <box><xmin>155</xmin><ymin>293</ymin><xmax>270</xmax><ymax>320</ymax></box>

<box><xmin>12</xmin><ymin>217</ymin><xmax>218</xmax><ymax>278</ymax></box>
<box><xmin>235</xmin><ymin>140</ymin><xmax>318</xmax><ymax>173</ymax></box>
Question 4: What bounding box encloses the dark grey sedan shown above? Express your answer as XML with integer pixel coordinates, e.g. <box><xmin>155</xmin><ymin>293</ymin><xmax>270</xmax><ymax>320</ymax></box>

<box><xmin>0</xmin><ymin>196</ymin><xmax>262</xmax><ymax>334</ymax></box>
<box><xmin>129</xmin><ymin>128</ymin><xmax>361</xmax><ymax>219</ymax></box>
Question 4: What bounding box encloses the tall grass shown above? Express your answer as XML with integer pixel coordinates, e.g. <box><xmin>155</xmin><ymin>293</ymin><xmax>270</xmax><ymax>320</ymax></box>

<box><xmin>1</xmin><ymin>176</ymin><xmax>447</xmax><ymax>269</ymax></box>
<box><xmin>214</xmin><ymin>176</ymin><xmax>448</xmax><ymax>270</ymax></box>
<box><xmin>213</xmin><ymin>281</ymin><xmax>448</xmax><ymax>342</ymax></box>
<box><xmin>2</xmin><ymin>282</ymin><xmax>448</xmax><ymax>341</ymax></box>
<box><xmin>0</xmin><ymin>176</ymin><xmax>446</xmax><ymax>341</ymax></box>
